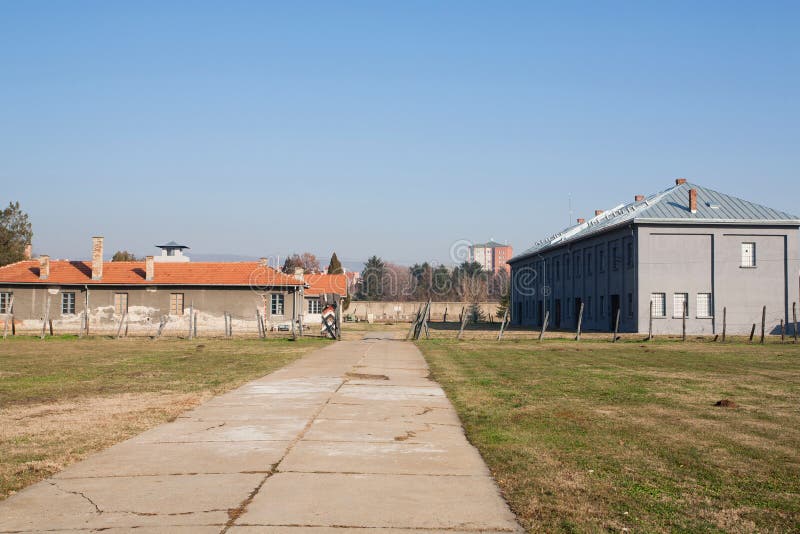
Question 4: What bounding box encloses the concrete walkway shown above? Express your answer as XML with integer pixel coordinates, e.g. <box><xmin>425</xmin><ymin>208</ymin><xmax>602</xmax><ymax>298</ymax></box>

<box><xmin>0</xmin><ymin>335</ymin><xmax>521</xmax><ymax>533</ymax></box>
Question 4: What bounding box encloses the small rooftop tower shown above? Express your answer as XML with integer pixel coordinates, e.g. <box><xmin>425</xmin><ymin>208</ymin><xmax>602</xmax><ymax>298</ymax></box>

<box><xmin>154</xmin><ymin>241</ymin><xmax>190</xmax><ymax>263</ymax></box>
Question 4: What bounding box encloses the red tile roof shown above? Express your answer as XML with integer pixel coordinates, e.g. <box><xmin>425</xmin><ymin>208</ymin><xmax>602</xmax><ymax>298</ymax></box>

<box><xmin>304</xmin><ymin>273</ymin><xmax>348</xmax><ymax>296</ymax></box>
<box><xmin>0</xmin><ymin>260</ymin><xmax>304</xmax><ymax>287</ymax></box>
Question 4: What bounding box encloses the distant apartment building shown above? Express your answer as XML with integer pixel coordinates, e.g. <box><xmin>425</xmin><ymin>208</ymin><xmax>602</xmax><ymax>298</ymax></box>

<box><xmin>508</xmin><ymin>179</ymin><xmax>800</xmax><ymax>335</ymax></box>
<box><xmin>469</xmin><ymin>241</ymin><xmax>513</xmax><ymax>274</ymax></box>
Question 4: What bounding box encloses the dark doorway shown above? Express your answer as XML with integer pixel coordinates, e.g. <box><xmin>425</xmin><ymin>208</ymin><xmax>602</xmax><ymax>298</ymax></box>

<box><xmin>555</xmin><ymin>299</ymin><xmax>562</xmax><ymax>329</ymax></box>
<box><xmin>537</xmin><ymin>301</ymin><xmax>544</xmax><ymax>326</ymax></box>
<box><xmin>575</xmin><ymin>298</ymin><xmax>582</xmax><ymax>321</ymax></box>
<box><xmin>610</xmin><ymin>294</ymin><xmax>621</xmax><ymax>330</ymax></box>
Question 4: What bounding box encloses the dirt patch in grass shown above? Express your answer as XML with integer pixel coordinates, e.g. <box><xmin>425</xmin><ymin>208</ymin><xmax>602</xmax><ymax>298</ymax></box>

<box><xmin>0</xmin><ymin>336</ymin><xmax>327</xmax><ymax>499</ymax></box>
<box><xmin>418</xmin><ymin>338</ymin><xmax>800</xmax><ymax>533</ymax></box>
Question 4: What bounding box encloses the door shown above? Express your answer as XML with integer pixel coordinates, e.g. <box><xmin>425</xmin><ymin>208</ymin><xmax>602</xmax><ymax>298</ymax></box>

<box><xmin>555</xmin><ymin>299</ymin><xmax>562</xmax><ymax>329</ymax></box>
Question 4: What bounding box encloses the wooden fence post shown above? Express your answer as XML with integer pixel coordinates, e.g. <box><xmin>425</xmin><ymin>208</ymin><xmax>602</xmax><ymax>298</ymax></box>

<box><xmin>116</xmin><ymin>312</ymin><xmax>127</xmax><ymax>339</ymax></box>
<box><xmin>721</xmin><ymin>307</ymin><xmax>727</xmax><ymax>342</ymax></box>
<box><xmin>612</xmin><ymin>308</ymin><xmax>621</xmax><ymax>343</ymax></box>
<box><xmin>749</xmin><ymin>323</ymin><xmax>756</xmax><ymax>343</ymax></box>
<box><xmin>648</xmin><ymin>301</ymin><xmax>654</xmax><ymax>341</ymax></box>
<box><xmin>156</xmin><ymin>316</ymin><xmax>167</xmax><ymax>339</ymax></box>
<box><xmin>682</xmin><ymin>300</ymin><xmax>687</xmax><ymax>342</ymax></box>
<box><xmin>40</xmin><ymin>295</ymin><xmax>50</xmax><ymax>340</ymax></box>
<box><xmin>49</xmin><ymin>319</ymin><xmax>53</xmax><ymax>337</ymax></box>
<box><xmin>443</xmin><ymin>306</ymin><xmax>448</xmax><ymax>323</ymax></box>
<box><xmin>760</xmin><ymin>305</ymin><xmax>766</xmax><ymax>344</ymax></box>
<box><xmin>84</xmin><ymin>290</ymin><xmax>90</xmax><ymax>337</ymax></box>
<box><xmin>538</xmin><ymin>310</ymin><xmax>549</xmax><ymax>342</ymax></box>
<box><xmin>575</xmin><ymin>302</ymin><xmax>584</xmax><ymax>341</ymax></box>
<box><xmin>2</xmin><ymin>295</ymin><xmax>12</xmax><ymax>340</ymax></box>
<box><xmin>457</xmin><ymin>308</ymin><xmax>469</xmax><ymax>340</ymax></box>
<box><xmin>780</xmin><ymin>319</ymin><xmax>785</xmax><ymax>343</ymax></box>
<box><xmin>193</xmin><ymin>311</ymin><xmax>198</xmax><ymax>339</ymax></box>
<box><xmin>497</xmin><ymin>308</ymin><xmax>509</xmax><ymax>341</ymax></box>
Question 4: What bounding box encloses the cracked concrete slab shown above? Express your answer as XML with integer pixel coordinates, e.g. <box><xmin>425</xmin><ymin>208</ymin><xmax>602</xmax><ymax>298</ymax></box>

<box><xmin>0</xmin><ymin>337</ymin><xmax>520</xmax><ymax>533</ymax></box>
<box><xmin>55</xmin><ymin>440</ymin><xmax>289</xmax><ymax>478</ymax></box>
<box><xmin>277</xmin><ymin>439</ymin><xmax>491</xmax><ymax>476</ymax></box>
<box><xmin>238</xmin><ymin>472</ymin><xmax>520</xmax><ymax>530</ymax></box>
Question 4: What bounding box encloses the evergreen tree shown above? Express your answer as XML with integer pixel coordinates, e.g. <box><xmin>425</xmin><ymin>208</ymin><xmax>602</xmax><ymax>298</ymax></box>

<box><xmin>0</xmin><ymin>202</ymin><xmax>33</xmax><ymax>266</ymax></box>
<box><xmin>359</xmin><ymin>256</ymin><xmax>385</xmax><ymax>300</ymax></box>
<box><xmin>327</xmin><ymin>252</ymin><xmax>343</xmax><ymax>274</ymax></box>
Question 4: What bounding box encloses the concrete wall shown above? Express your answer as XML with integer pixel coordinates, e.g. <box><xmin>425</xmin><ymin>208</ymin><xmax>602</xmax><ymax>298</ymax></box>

<box><xmin>637</xmin><ymin>224</ymin><xmax>800</xmax><ymax>335</ymax></box>
<box><xmin>510</xmin><ymin>226</ymin><xmax>637</xmax><ymax>332</ymax></box>
<box><xmin>0</xmin><ymin>285</ymin><xmax>303</xmax><ymax>336</ymax></box>
<box><xmin>346</xmin><ymin>301</ymin><xmax>501</xmax><ymax>322</ymax></box>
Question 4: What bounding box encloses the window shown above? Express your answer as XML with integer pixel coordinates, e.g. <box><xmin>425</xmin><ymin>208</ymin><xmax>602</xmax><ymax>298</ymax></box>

<box><xmin>741</xmin><ymin>242</ymin><xmax>756</xmax><ymax>268</ymax></box>
<box><xmin>586</xmin><ymin>252</ymin><xmax>593</xmax><ymax>275</ymax></box>
<box><xmin>599</xmin><ymin>249</ymin><xmax>605</xmax><ymax>272</ymax></box>
<box><xmin>170</xmin><ymin>293</ymin><xmax>184</xmax><ymax>315</ymax></box>
<box><xmin>612</xmin><ymin>246</ymin><xmax>619</xmax><ymax>271</ymax></box>
<box><xmin>650</xmin><ymin>293</ymin><xmax>666</xmax><ymax>317</ymax></box>
<box><xmin>599</xmin><ymin>295</ymin><xmax>605</xmax><ymax>317</ymax></box>
<box><xmin>0</xmin><ymin>292</ymin><xmax>12</xmax><ymax>314</ymax></box>
<box><xmin>555</xmin><ymin>260</ymin><xmax>560</xmax><ymax>281</ymax></box>
<box><xmin>626</xmin><ymin>242</ymin><xmax>634</xmax><ymax>268</ymax></box>
<box><xmin>673</xmin><ymin>293</ymin><xmax>689</xmax><ymax>318</ymax></box>
<box><xmin>565</xmin><ymin>255</ymin><xmax>571</xmax><ymax>279</ymax></box>
<box><xmin>114</xmin><ymin>293</ymin><xmax>128</xmax><ymax>315</ymax></box>
<box><xmin>62</xmin><ymin>292</ymin><xmax>76</xmax><ymax>315</ymax></box>
<box><xmin>574</xmin><ymin>254</ymin><xmax>581</xmax><ymax>277</ymax></box>
<box><xmin>627</xmin><ymin>293</ymin><xmax>633</xmax><ymax>317</ymax></box>
<box><xmin>271</xmin><ymin>293</ymin><xmax>285</xmax><ymax>315</ymax></box>
<box><xmin>307</xmin><ymin>298</ymin><xmax>321</xmax><ymax>314</ymax></box>
<box><xmin>697</xmin><ymin>293</ymin><xmax>713</xmax><ymax>318</ymax></box>
<box><xmin>587</xmin><ymin>296</ymin><xmax>593</xmax><ymax>318</ymax></box>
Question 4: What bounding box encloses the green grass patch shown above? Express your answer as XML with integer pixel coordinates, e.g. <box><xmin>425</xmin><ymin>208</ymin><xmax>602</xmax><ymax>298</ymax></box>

<box><xmin>418</xmin><ymin>338</ymin><xmax>800</xmax><ymax>533</ymax></box>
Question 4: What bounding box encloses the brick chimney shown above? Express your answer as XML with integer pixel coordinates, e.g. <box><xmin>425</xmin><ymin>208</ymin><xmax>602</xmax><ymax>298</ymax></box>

<box><xmin>595</xmin><ymin>210</ymin><xmax>604</xmax><ymax>216</ymax></box>
<box><xmin>294</xmin><ymin>267</ymin><xmax>305</xmax><ymax>281</ymax></box>
<box><xmin>39</xmin><ymin>255</ymin><xmax>50</xmax><ymax>280</ymax></box>
<box><xmin>634</xmin><ymin>195</ymin><xmax>645</xmax><ymax>202</ymax></box>
<box><xmin>675</xmin><ymin>178</ymin><xmax>687</xmax><ymax>185</ymax></box>
<box><xmin>259</xmin><ymin>257</ymin><xmax>269</xmax><ymax>268</ymax></box>
<box><xmin>24</xmin><ymin>244</ymin><xmax>32</xmax><ymax>260</ymax></box>
<box><xmin>689</xmin><ymin>188</ymin><xmax>698</xmax><ymax>213</ymax></box>
<box><xmin>145</xmin><ymin>256</ymin><xmax>155</xmax><ymax>281</ymax></box>
<box><xmin>91</xmin><ymin>237</ymin><xmax>104</xmax><ymax>280</ymax></box>
<box><xmin>577</xmin><ymin>218</ymin><xmax>586</xmax><ymax>224</ymax></box>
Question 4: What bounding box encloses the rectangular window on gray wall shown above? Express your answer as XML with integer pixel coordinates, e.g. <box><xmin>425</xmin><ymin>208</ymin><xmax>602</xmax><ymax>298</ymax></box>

<box><xmin>612</xmin><ymin>246</ymin><xmax>619</xmax><ymax>271</ymax></box>
<box><xmin>651</xmin><ymin>293</ymin><xmax>666</xmax><ymax>317</ymax></box>
<box><xmin>586</xmin><ymin>252</ymin><xmax>592</xmax><ymax>275</ymax></box>
<box><xmin>626</xmin><ymin>242</ymin><xmax>634</xmax><ymax>268</ymax></box>
<box><xmin>170</xmin><ymin>293</ymin><xmax>184</xmax><ymax>315</ymax></box>
<box><xmin>62</xmin><ymin>292</ymin><xmax>76</xmax><ymax>315</ymax></box>
<box><xmin>114</xmin><ymin>293</ymin><xmax>128</xmax><ymax>315</ymax></box>
<box><xmin>627</xmin><ymin>293</ymin><xmax>633</xmax><ymax>317</ymax></box>
<box><xmin>271</xmin><ymin>293</ymin><xmax>285</xmax><ymax>315</ymax></box>
<box><xmin>599</xmin><ymin>250</ymin><xmax>605</xmax><ymax>272</ymax></box>
<box><xmin>307</xmin><ymin>299</ymin><xmax>321</xmax><ymax>314</ymax></box>
<box><xmin>587</xmin><ymin>296</ymin><xmax>592</xmax><ymax>318</ymax></box>
<box><xmin>741</xmin><ymin>242</ymin><xmax>756</xmax><ymax>267</ymax></box>
<box><xmin>575</xmin><ymin>254</ymin><xmax>581</xmax><ymax>277</ymax></box>
<box><xmin>697</xmin><ymin>293</ymin><xmax>713</xmax><ymax>318</ymax></box>
<box><xmin>555</xmin><ymin>260</ymin><xmax>560</xmax><ymax>281</ymax></box>
<box><xmin>0</xmin><ymin>292</ymin><xmax>12</xmax><ymax>313</ymax></box>
<box><xmin>600</xmin><ymin>296</ymin><xmax>605</xmax><ymax>317</ymax></box>
<box><xmin>673</xmin><ymin>293</ymin><xmax>689</xmax><ymax>318</ymax></box>
<box><xmin>565</xmin><ymin>255</ymin><xmax>570</xmax><ymax>279</ymax></box>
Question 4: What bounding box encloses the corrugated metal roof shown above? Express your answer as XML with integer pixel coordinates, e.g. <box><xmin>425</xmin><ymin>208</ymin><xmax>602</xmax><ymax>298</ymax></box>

<box><xmin>510</xmin><ymin>182</ymin><xmax>799</xmax><ymax>263</ymax></box>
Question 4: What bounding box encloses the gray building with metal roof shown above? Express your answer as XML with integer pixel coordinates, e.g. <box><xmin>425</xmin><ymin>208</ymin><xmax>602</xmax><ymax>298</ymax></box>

<box><xmin>507</xmin><ymin>179</ymin><xmax>800</xmax><ymax>335</ymax></box>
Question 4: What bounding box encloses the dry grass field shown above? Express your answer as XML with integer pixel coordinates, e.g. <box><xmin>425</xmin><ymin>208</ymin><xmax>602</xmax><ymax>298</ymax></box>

<box><xmin>419</xmin><ymin>338</ymin><xmax>800</xmax><ymax>533</ymax></box>
<box><xmin>0</xmin><ymin>336</ymin><xmax>327</xmax><ymax>499</ymax></box>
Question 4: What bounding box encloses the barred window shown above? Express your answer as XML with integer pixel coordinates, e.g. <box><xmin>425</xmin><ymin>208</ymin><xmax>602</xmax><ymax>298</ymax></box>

<box><xmin>0</xmin><ymin>292</ymin><xmax>12</xmax><ymax>314</ymax></box>
<box><xmin>62</xmin><ymin>292</ymin><xmax>76</xmax><ymax>315</ymax></box>
<box><xmin>673</xmin><ymin>293</ymin><xmax>689</xmax><ymax>318</ymax></box>
<box><xmin>650</xmin><ymin>293</ymin><xmax>666</xmax><ymax>317</ymax></box>
<box><xmin>697</xmin><ymin>293</ymin><xmax>713</xmax><ymax>318</ymax></box>
<box><xmin>170</xmin><ymin>293</ymin><xmax>184</xmax><ymax>315</ymax></box>
<box><xmin>741</xmin><ymin>242</ymin><xmax>756</xmax><ymax>267</ymax></box>
<box><xmin>271</xmin><ymin>293</ymin><xmax>285</xmax><ymax>315</ymax></box>
<box><xmin>114</xmin><ymin>293</ymin><xmax>128</xmax><ymax>315</ymax></box>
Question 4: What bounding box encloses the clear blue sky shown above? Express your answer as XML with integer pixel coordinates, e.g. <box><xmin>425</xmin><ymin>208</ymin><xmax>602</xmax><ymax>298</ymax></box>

<box><xmin>2</xmin><ymin>1</ymin><xmax>798</xmax><ymax>266</ymax></box>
